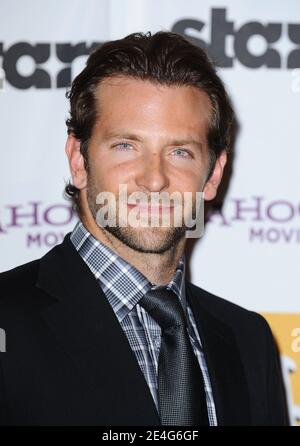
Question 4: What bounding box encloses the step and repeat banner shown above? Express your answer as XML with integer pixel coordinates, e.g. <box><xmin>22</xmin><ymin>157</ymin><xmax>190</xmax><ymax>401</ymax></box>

<box><xmin>0</xmin><ymin>0</ymin><xmax>299</xmax><ymax>425</ymax></box>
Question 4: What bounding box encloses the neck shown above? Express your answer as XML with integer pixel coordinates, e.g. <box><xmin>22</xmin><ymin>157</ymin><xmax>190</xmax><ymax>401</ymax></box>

<box><xmin>80</xmin><ymin>214</ymin><xmax>186</xmax><ymax>286</ymax></box>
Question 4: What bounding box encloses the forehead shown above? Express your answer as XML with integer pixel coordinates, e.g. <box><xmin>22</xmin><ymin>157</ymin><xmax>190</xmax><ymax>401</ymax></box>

<box><xmin>93</xmin><ymin>75</ymin><xmax>211</xmax><ymax>137</ymax></box>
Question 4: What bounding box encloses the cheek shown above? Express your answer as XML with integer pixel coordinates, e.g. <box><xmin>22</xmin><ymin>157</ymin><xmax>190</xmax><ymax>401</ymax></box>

<box><xmin>171</xmin><ymin>169</ymin><xmax>205</xmax><ymax>194</ymax></box>
<box><xmin>89</xmin><ymin>158</ymin><xmax>134</xmax><ymax>193</ymax></box>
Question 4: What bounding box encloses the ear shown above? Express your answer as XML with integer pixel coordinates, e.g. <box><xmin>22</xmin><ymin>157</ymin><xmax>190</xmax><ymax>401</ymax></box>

<box><xmin>65</xmin><ymin>134</ymin><xmax>87</xmax><ymax>190</ymax></box>
<box><xmin>203</xmin><ymin>150</ymin><xmax>227</xmax><ymax>201</ymax></box>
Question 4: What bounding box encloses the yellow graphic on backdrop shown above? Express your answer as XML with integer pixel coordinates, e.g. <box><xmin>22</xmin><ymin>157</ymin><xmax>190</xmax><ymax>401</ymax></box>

<box><xmin>263</xmin><ymin>313</ymin><xmax>300</xmax><ymax>426</ymax></box>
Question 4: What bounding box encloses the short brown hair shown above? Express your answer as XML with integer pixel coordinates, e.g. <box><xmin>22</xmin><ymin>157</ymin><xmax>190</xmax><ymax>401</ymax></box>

<box><xmin>65</xmin><ymin>31</ymin><xmax>235</xmax><ymax>216</ymax></box>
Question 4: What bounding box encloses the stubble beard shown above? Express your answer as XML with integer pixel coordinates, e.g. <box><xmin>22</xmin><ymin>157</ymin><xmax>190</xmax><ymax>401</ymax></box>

<box><xmin>86</xmin><ymin>175</ymin><xmax>192</xmax><ymax>254</ymax></box>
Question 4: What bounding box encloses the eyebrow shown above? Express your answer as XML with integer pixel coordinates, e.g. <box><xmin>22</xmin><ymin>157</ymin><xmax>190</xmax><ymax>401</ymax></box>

<box><xmin>102</xmin><ymin>132</ymin><xmax>203</xmax><ymax>149</ymax></box>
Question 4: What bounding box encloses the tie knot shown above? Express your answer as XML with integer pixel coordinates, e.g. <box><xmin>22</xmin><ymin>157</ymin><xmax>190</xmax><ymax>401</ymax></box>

<box><xmin>139</xmin><ymin>288</ymin><xmax>187</xmax><ymax>332</ymax></box>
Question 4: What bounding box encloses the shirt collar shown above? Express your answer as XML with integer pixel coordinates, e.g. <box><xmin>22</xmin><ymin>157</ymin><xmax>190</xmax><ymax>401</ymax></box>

<box><xmin>70</xmin><ymin>220</ymin><xmax>187</xmax><ymax>323</ymax></box>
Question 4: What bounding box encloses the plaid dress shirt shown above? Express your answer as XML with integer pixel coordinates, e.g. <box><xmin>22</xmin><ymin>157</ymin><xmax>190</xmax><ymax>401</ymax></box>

<box><xmin>70</xmin><ymin>220</ymin><xmax>217</xmax><ymax>425</ymax></box>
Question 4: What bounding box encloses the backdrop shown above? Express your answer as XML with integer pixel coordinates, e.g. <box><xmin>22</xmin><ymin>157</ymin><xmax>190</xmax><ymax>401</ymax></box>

<box><xmin>0</xmin><ymin>0</ymin><xmax>299</xmax><ymax>425</ymax></box>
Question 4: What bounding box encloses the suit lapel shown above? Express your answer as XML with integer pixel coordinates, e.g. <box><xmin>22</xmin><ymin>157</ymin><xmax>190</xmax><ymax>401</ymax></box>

<box><xmin>36</xmin><ymin>233</ymin><xmax>161</xmax><ymax>425</ymax></box>
<box><xmin>186</xmin><ymin>281</ymin><xmax>252</xmax><ymax>426</ymax></box>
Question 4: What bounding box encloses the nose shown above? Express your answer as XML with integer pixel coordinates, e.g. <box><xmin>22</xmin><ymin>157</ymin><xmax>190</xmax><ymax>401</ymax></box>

<box><xmin>135</xmin><ymin>152</ymin><xmax>169</xmax><ymax>193</ymax></box>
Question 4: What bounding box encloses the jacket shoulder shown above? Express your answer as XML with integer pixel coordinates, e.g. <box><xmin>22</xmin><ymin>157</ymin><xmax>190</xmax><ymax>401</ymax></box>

<box><xmin>187</xmin><ymin>281</ymin><xmax>288</xmax><ymax>425</ymax></box>
<box><xmin>0</xmin><ymin>259</ymin><xmax>39</xmax><ymax>287</ymax></box>
<box><xmin>0</xmin><ymin>259</ymin><xmax>42</xmax><ymax>307</ymax></box>
<box><xmin>187</xmin><ymin>280</ymin><xmax>270</xmax><ymax>335</ymax></box>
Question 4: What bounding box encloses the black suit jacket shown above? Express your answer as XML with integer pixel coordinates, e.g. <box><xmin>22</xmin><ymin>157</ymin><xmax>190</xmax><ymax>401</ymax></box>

<box><xmin>0</xmin><ymin>233</ymin><xmax>288</xmax><ymax>426</ymax></box>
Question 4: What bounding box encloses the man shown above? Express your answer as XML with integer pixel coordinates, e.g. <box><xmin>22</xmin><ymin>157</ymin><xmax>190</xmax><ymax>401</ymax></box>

<box><xmin>0</xmin><ymin>31</ymin><xmax>288</xmax><ymax>426</ymax></box>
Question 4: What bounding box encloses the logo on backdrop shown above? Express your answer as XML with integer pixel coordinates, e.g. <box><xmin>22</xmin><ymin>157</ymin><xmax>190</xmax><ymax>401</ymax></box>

<box><xmin>0</xmin><ymin>8</ymin><xmax>299</xmax><ymax>89</ymax></box>
<box><xmin>0</xmin><ymin>202</ymin><xmax>76</xmax><ymax>248</ymax></box>
<box><xmin>0</xmin><ymin>196</ymin><xmax>298</xmax><ymax>247</ymax></box>
<box><xmin>207</xmin><ymin>196</ymin><xmax>300</xmax><ymax>244</ymax></box>
<box><xmin>172</xmin><ymin>8</ymin><xmax>300</xmax><ymax>69</ymax></box>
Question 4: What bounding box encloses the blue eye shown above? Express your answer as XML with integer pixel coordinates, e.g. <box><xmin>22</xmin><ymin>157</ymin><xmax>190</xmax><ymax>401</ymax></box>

<box><xmin>172</xmin><ymin>148</ymin><xmax>191</xmax><ymax>158</ymax></box>
<box><xmin>114</xmin><ymin>142</ymin><xmax>133</xmax><ymax>151</ymax></box>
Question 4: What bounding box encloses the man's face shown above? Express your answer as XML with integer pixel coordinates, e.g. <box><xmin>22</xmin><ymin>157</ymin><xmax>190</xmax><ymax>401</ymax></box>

<box><xmin>68</xmin><ymin>75</ymin><xmax>225</xmax><ymax>253</ymax></box>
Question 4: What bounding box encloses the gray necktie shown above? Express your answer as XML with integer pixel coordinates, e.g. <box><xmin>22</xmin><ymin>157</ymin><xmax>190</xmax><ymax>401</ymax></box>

<box><xmin>139</xmin><ymin>288</ymin><xmax>209</xmax><ymax>426</ymax></box>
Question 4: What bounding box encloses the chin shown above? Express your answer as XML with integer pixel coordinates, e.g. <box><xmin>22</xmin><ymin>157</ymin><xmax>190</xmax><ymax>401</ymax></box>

<box><xmin>104</xmin><ymin>226</ymin><xmax>185</xmax><ymax>254</ymax></box>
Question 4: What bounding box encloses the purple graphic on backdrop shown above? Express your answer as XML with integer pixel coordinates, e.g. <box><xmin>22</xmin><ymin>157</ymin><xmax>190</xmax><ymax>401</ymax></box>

<box><xmin>207</xmin><ymin>196</ymin><xmax>300</xmax><ymax>243</ymax></box>
<box><xmin>0</xmin><ymin>202</ymin><xmax>77</xmax><ymax>248</ymax></box>
<box><xmin>0</xmin><ymin>196</ymin><xmax>299</xmax><ymax>249</ymax></box>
